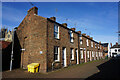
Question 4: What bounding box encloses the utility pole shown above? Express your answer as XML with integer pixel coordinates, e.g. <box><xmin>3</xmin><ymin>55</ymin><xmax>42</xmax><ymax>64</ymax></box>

<box><xmin>10</xmin><ymin>27</ymin><xmax>17</xmax><ymax>71</ymax></box>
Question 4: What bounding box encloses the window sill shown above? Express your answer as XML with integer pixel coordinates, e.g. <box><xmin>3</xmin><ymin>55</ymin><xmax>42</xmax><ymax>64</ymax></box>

<box><xmin>70</xmin><ymin>42</ymin><xmax>74</xmax><ymax>44</ymax></box>
<box><xmin>54</xmin><ymin>60</ymin><xmax>60</xmax><ymax>62</ymax></box>
<box><xmin>54</xmin><ymin>38</ymin><xmax>60</xmax><ymax>40</ymax></box>
<box><xmin>71</xmin><ymin>59</ymin><xmax>74</xmax><ymax>61</ymax></box>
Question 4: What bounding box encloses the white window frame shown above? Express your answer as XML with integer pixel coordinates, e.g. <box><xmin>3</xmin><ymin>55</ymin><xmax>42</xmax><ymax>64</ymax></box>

<box><xmin>71</xmin><ymin>48</ymin><xmax>74</xmax><ymax>60</ymax></box>
<box><xmin>87</xmin><ymin>51</ymin><xmax>89</xmax><ymax>58</ymax></box>
<box><xmin>70</xmin><ymin>31</ymin><xmax>74</xmax><ymax>43</ymax></box>
<box><xmin>92</xmin><ymin>51</ymin><xmax>94</xmax><ymax>57</ymax></box>
<box><xmin>80</xmin><ymin>37</ymin><xmax>82</xmax><ymax>45</ymax></box>
<box><xmin>54</xmin><ymin>46</ymin><xmax>60</xmax><ymax>62</ymax></box>
<box><xmin>98</xmin><ymin>44</ymin><xmax>100</xmax><ymax>49</ymax></box>
<box><xmin>54</xmin><ymin>24</ymin><xmax>59</xmax><ymax>39</ymax></box>
<box><xmin>96</xmin><ymin>52</ymin><xmax>98</xmax><ymax>57</ymax></box>
<box><xmin>91</xmin><ymin>41</ymin><xmax>93</xmax><ymax>47</ymax></box>
<box><xmin>95</xmin><ymin>43</ymin><xmax>97</xmax><ymax>48</ymax></box>
<box><xmin>80</xmin><ymin>50</ymin><xmax>83</xmax><ymax>59</ymax></box>
<box><xmin>87</xmin><ymin>39</ymin><xmax>89</xmax><ymax>46</ymax></box>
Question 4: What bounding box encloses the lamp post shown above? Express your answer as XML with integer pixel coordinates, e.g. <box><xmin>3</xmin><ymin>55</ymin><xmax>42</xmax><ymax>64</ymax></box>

<box><xmin>10</xmin><ymin>27</ymin><xmax>17</xmax><ymax>71</ymax></box>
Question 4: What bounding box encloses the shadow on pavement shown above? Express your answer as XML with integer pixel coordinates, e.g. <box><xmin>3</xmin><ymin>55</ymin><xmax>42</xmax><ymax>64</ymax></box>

<box><xmin>85</xmin><ymin>57</ymin><xmax>120</xmax><ymax>80</ymax></box>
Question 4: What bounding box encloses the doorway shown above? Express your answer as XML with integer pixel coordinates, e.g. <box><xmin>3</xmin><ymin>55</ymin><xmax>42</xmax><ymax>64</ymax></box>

<box><xmin>75</xmin><ymin>49</ymin><xmax>79</xmax><ymax>64</ymax></box>
<box><xmin>62</xmin><ymin>47</ymin><xmax>67</xmax><ymax>67</ymax></box>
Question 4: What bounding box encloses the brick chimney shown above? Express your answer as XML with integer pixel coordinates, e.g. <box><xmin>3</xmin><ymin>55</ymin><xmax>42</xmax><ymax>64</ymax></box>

<box><xmin>28</xmin><ymin>7</ymin><xmax>38</xmax><ymax>15</ymax></box>
<box><xmin>110</xmin><ymin>43</ymin><xmax>112</xmax><ymax>47</ymax></box>
<box><xmin>90</xmin><ymin>37</ymin><xmax>93</xmax><ymax>40</ymax></box>
<box><xmin>87</xmin><ymin>35</ymin><xmax>90</xmax><ymax>38</ymax></box>
<box><xmin>71</xmin><ymin>28</ymin><xmax>76</xmax><ymax>31</ymax></box>
<box><xmin>49</xmin><ymin>17</ymin><xmax>56</xmax><ymax>21</ymax></box>
<box><xmin>77</xmin><ymin>31</ymin><xmax>81</xmax><ymax>34</ymax></box>
<box><xmin>62</xmin><ymin>23</ymin><xmax>67</xmax><ymax>27</ymax></box>
<box><xmin>116</xmin><ymin>42</ymin><xmax>118</xmax><ymax>45</ymax></box>
<box><xmin>82</xmin><ymin>33</ymin><xmax>86</xmax><ymax>36</ymax></box>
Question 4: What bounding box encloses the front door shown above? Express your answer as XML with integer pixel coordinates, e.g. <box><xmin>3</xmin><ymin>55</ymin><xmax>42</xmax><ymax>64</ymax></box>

<box><xmin>84</xmin><ymin>50</ymin><xmax>87</xmax><ymax>63</ymax></box>
<box><xmin>75</xmin><ymin>49</ymin><xmax>79</xmax><ymax>64</ymax></box>
<box><xmin>62</xmin><ymin>47</ymin><xmax>67</xmax><ymax>67</ymax></box>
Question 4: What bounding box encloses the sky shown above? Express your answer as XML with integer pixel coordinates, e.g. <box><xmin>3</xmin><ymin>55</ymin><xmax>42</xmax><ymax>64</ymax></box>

<box><xmin>1</xmin><ymin>2</ymin><xmax>118</xmax><ymax>45</ymax></box>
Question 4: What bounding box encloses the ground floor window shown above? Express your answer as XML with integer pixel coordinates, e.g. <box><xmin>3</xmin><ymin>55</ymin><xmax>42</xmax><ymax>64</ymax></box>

<box><xmin>87</xmin><ymin>51</ymin><xmax>89</xmax><ymax>58</ymax></box>
<box><xmin>70</xmin><ymin>48</ymin><xmax>74</xmax><ymax>60</ymax></box>
<box><xmin>54</xmin><ymin>46</ymin><xmax>60</xmax><ymax>61</ymax></box>
<box><xmin>96</xmin><ymin>52</ymin><xmax>98</xmax><ymax>57</ymax></box>
<box><xmin>92</xmin><ymin>51</ymin><xmax>94</xmax><ymax>57</ymax></box>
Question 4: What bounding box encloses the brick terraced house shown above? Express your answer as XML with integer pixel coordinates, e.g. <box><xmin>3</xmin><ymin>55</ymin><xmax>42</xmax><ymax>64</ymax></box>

<box><xmin>15</xmin><ymin>7</ymin><xmax>106</xmax><ymax>73</ymax></box>
<box><xmin>79</xmin><ymin>33</ymin><xmax>104</xmax><ymax>63</ymax></box>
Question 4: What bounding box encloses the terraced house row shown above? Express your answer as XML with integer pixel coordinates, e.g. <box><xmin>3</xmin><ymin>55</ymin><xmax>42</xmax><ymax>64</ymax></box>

<box><xmin>15</xmin><ymin>7</ymin><xmax>106</xmax><ymax>73</ymax></box>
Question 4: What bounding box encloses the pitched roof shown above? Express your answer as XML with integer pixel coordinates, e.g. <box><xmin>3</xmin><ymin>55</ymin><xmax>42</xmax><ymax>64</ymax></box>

<box><xmin>0</xmin><ymin>41</ymin><xmax>11</xmax><ymax>49</ymax></box>
<box><xmin>111</xmin><ymin>44</ymin><xmax>120</xmax><ymax>48</ymax></box>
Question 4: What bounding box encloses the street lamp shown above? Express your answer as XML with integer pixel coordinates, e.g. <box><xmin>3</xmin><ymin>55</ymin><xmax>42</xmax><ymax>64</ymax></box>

<box><xmin>10</xmin><ymin>27</ymin><xmax>17</xmax><ymax>71</ymax></box>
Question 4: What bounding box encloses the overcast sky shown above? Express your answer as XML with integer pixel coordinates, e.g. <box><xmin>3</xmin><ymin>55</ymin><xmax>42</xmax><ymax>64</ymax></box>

<box><xmin>2</xmin><ymin>2</ymin><xmax>118</xmax><ymax>45</ymax></box>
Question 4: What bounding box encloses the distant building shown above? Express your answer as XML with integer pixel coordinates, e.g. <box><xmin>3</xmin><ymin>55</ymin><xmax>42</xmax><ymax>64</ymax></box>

<box><xmin>5</xmin><ymin>30</ymin><xmax>13</xmax><ymax>42</ymax></box>
<box><xmin>0</xmin><ymin>28</ymin><xmax>13</xmax><ymax>42</ymax></box>
<box><xmin>0</xmin><ymin>28</ymin><xmax>7</xmax><ymax>40</ymax></box>
<box><xmin>110</xmin><ymin>42</ymin><xmax>120</xmax><ymax>57</ymax></box>
<box><xmin>102</xmin><ymin>43</ymin><xmax>109</xmax><ymax>57</ymax></box>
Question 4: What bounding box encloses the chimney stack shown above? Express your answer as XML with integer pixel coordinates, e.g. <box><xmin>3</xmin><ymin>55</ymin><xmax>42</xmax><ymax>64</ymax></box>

<box><xmin>27</xmin><ymin>7</ymin><xmax>38</xmax><ymax>15</ymax></box>
<box><xmin>71</xmin><ymin>28</ymin><xmax>76</xmax><ymax>31</ymax></box>
<box><xmin>49</xmin><ymin>17</ymin><xmax>56</xmax><ymax>21</ymax></box>
<box><xmin>99</xmin><ymin>41</ymin><xmax>101</xmax><ymax>44</ymax></box>
<box><xmin>82</xmin><ymin>33</ymin><xmax>86</xmax><ymax>36</ymax></box>
<box><xmin>110</xmin><ymin>43</ymin><xmax>112</xmax><ymax>47</ymax></box>
<box><xmin>77</xmin><ymin>31</ymin><xmax>81</xmax><ymax>34</ymax></box>
<box><xmin>87</xmin><ymin>35</ymin><xmax>90</xmax><ymax>38</ymax></box>
<box><xmin>116</xmin><ymin>42</ymin><xmax>118</xmax><ymax>45</ymax></box>
<box><xmin>62</xmin><ymin>23</ymin><xmax>67</xmax><ymax>27</ymax></box>
<box><xmin>90</xmin><ymin>37</ymin><xmax>93</xmax><ymax>40</ymax></box>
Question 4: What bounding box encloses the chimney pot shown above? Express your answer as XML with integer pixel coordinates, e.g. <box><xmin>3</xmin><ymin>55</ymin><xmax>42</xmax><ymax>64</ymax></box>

<box><xmin>116</xmin><ymin>42</ymin><xmax>118</xmax><ymax>45</ymax></box>
<box><xmin>87</xmin><ymin>35</ymin><xmax>90</xmax><ymax>38</ymax></box>
<box><xmin>110</xmin><ymin>43</ymin><xmax>112</xmax><ymax>47</ymax></box>
<box><xmin>82</xmin><ymin>33</ymin><xmax>86</xmax><ymax>36</ymax></box>
<box><xmin>90</xmin><ymin>37</ymin><xmax>93</xmax><ymax>40</ymax></box>
<box><xmin>49</xmin><ymin>17</ymin><xmax>56</xmax><ymax>21</ymax></box>
<box><xmin>71</xmin><ymin>28</ymin><xmax>76</xmax><ymax>31</ymax></box>
<box><xmin>62</xmin><ymin>23</ymin><xmax>67</xmax><ymax>27</ymax></box>
<box><xmin>77</xmin><ymin>31</ymin><xmax>81</xmax><ymax>34</ymax></box>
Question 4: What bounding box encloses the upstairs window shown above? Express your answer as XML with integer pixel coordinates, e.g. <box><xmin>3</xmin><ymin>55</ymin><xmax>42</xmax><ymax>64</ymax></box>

<box><xmin>118</xmin><ymin>49</ymin><xmax>120</xmax><ymax>52</ymax></box>
<box><xmin>54</xmin><ymin>24</ymin><xmax>59</xmax><ymax>39</ymax></box>
<box><xmin>95</xmin><ymin>43</ymin><xmax>97</xmax><ymax>48</ymax></box>
<box><xmin>115</xmin><ymin>49</ymin><xmax>117</xmax><ymax>52</ymax></box>
<box><xmin>70</xmin><ymin>48</ymin><xmax>74</xmax><ymax>60</ymax></box>
<box><xmin>54</xmin><ymin>46</ymin><xmax>60</xmax><ymax>61</ymax></box>
<box><xmin>86</xmin><ymin>39</ymin><xmax>89</xmax><ymax>46</ymax></box>
<box><xmin>70</xmin><ymin>31</ymin><xmax>74</xmax><ymax>43</ymax></box>
<box><xmin>80</xmin><ymin>36</ymin><xmax>82</xmax><ymax>45</ymax></box>
<box><xmin>91</xmin><ymin>41</ymin><xmax>93</xmax><ymax>47</ymax></box>
<box><xmin>98</xmin><ymin>44</ymin><xmax>99</xmax><ymax>49</ymax></box>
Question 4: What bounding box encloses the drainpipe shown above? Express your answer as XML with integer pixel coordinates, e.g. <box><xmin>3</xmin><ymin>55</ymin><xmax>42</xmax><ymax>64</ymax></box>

<box><xmin>52</xmin><ymin>61</ymin><xmax>55</xmax><ymax>70</ymax></box>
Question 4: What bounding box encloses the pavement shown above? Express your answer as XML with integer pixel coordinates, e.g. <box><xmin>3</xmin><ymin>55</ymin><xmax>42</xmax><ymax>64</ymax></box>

<box><xmin>2</xmin><ymin>58</ymin><xmax>119</xmax><ymax>80</ymax></box>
